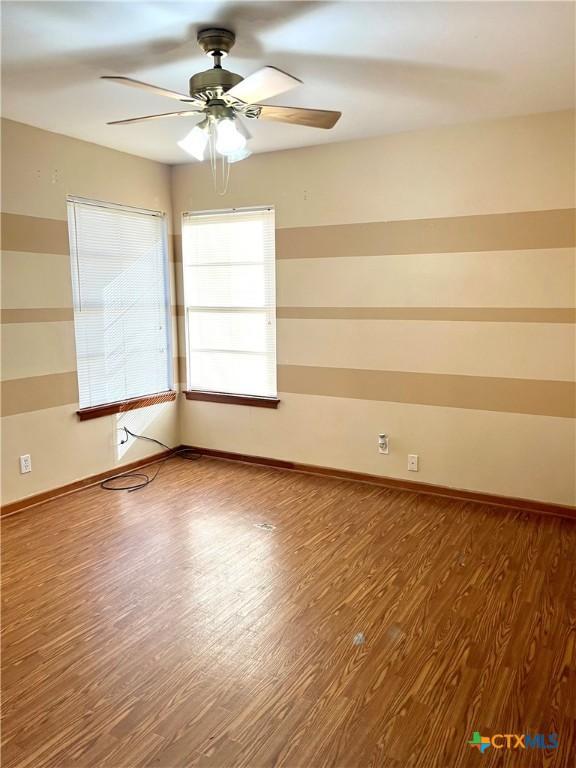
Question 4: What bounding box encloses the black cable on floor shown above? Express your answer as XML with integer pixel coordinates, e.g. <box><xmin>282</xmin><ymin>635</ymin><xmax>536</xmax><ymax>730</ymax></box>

<box><xmin>100</xmin><ymin>427</ymin><xmax>200</xmax><ymax>493</ymax></box>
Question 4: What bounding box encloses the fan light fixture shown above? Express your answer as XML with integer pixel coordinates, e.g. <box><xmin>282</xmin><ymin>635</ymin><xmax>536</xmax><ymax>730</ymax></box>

<box><xmin>216</xmin><ymin>118</ymin><xmax>246</xmax><ymax>155</ymax></box>
<box><xmin>178</xmin><ymin>112</ymin><xmax>250</xmax><ymax>194</ymax></box>
<box><xmin>226</xmin><ymin>147</ymin><xmax>252</xmax><ymax>164</ymax></box>
<box><xmin>177</xmin><ymin>121</ymin><xmax>209</xmax><ymax>161</ymax></box>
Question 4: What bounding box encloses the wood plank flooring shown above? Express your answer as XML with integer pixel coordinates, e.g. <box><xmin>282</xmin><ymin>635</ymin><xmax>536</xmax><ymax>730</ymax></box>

<box><xmin>2</xmin><ymin>457</ymin><xmax>575</xmax><ymax>767</ymax></box>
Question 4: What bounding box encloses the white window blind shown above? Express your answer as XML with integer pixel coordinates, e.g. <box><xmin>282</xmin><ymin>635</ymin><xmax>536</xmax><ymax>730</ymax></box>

<box><xmin>182</xmin><ymin>207</ymin><xmax>277</xmax><ymax>398</ymax></box>
<box><xmin>67</xmin><ymin>197</ymin><xmax>172</xmax><ymax>409</ymax></box>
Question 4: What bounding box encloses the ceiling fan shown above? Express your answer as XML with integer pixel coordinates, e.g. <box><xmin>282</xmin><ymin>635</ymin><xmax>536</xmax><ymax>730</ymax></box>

<box><xmin>102</xmin><ymin>27</ymin><xmax>341</xmax><ymax>172</ymax></box>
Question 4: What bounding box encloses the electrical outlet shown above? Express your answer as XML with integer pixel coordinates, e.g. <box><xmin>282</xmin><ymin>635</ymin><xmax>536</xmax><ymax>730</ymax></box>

<box><xmin>408</xmin><ymin>454</ymin><xmax>419</xmax><ymax>472</ymax></box>
<box><xmin>378</xmin><ymin>433</ymin><xmax>389</xmax><ymax>454</ymax></box>
<box><xmin>19</xmin><ymin>454</ymin><xmax>32</xmax><ymax>474</ymax></box>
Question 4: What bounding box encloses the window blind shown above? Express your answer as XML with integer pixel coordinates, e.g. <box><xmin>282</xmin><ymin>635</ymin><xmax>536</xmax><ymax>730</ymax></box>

<box><xmin>182</xmin><ymin>207</ymin><xmax>277</xmax><ymax>398</ymax></box>
<box><xmin>67</xmin><ymin>197</ymin><xmax>172</xmax><ymax>409</ymax></box>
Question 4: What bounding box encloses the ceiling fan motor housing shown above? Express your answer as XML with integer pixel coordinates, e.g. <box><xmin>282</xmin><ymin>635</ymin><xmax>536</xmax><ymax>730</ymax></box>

<box><xmin>189</xmin><ymin>68</ymin><xmax>243</xmax><ymax>99</ymax></box>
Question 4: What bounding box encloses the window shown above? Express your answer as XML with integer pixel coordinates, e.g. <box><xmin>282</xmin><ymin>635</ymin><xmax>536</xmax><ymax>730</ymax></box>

<box><xmin>182</xmin><ymin>207</ymin><xmax>277</xmax><ymax>401</ymax></box>
<box><xmin>67</xmin><ymin>197</ymin><xmax>173</xmax><ymax>412</ymax></box>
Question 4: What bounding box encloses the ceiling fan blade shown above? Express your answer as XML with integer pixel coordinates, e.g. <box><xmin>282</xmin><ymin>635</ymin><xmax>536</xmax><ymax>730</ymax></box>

<box><xmin>101</xmin><ymin>76</ymin><xmax>200</xmax><ymax>104</ymax></box>
<box><xmin>226</xmin><ymin>66</ymin><xmax>301</xmax><ymax>105</ymax></box>
<box><xmin>257</xmin><ymin>105</ymin><xmax>341</xmax><ymax>129</ymax></box>
<box><xmin>107</xmin><ymin>110</ymin><xmax>202</xmax><ymax>125</ymax></box>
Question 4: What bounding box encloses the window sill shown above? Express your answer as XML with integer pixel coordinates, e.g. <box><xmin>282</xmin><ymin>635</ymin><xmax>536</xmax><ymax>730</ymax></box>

<box><xmin>77</xmin><ymin>391</ymin><xmax>178</xmax><ymax>421</ymax></box>
<box><xmin>184</xmin><ymin>390</ymin><xmax>280</xmax><ymax>409</ymax></box>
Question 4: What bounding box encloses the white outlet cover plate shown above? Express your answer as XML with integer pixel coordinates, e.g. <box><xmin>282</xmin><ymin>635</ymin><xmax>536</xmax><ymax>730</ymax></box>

<box><xmin>408</xmin><ymin>454</ymin><xmax>419</xmax><ymax>471</ymax></box>
<box><xmin>19</xmin><ymin>454</ymin><xmax>32</xmax><ymax>473</ymax></box>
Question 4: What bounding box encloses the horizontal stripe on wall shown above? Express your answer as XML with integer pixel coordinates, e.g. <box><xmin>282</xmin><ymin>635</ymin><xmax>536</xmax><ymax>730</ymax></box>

<box><xmin>2</xmin><ymin>251</ymin><xmax>74</xmax><ymax>309</ymax></box>
<box><xmin>2</xmin><ymin>306</ymin><xmax>179</xmax><ymax>323</ymax></box>
<box><xmin>173</xmin><ymin>234</ymin><xmax>182</xmax><ymax>262</ymax></box>
<box><xmin>1</xmin><ymin>213</ymin><xmax>177</xmax><ymax>259</ymax></box>
<box><xmin>174</xmin><ymin>306</ymin><xmax>576</xmax><ymax>322</ymax></box>
<box><xmin>1</xmin><ymin>212</ymin><xmax>70</xmax><ymax>255</ymax></box>
<box><xmin>277</xmin><ymin>365</ymin><xmax>576</xmax><ymax>418</ymax></box>
<box><xmin>276</xmin><ymin>307</ymin><xmax>576</xmax><ymax>323</ymax></box>
<box><xmin>4</xmin><ymin>364</ymin><xmax>574</xmax><ymax>418</ymax></box>
<box><xmin>275</xmin><ymin>209</ymin><xmax>576</xmax><ymax>259</ymax></box>
<box><xmin>1</xmin><ymin>308</ymin><xmax>74</xmax><ymax>323</ymax></box>
<box><xmin>2</xmin><ymin>360</ymin><xmax>183</xmax><ymax>416</ymax></box>
<box><xmin>1</xmin><ymin>371</ymin><xmax>78</xmax><ymax>416</ymax></box>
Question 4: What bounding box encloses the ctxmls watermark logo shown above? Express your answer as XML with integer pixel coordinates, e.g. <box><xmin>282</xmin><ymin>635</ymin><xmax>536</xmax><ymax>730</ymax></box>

<box><xmin>469</xmin><ymin>732</ymin><xmax>559</xmax><ymax>753</ymax></box>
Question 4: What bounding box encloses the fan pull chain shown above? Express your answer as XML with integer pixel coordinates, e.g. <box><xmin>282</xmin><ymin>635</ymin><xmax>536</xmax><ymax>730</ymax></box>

<box><xmin>207</xmin><ymin>122</ymin><xmax>230</xmax><ymax>196</ymax></box>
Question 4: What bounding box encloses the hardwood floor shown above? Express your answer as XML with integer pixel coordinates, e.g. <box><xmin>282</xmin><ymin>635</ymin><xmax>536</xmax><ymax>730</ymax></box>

<box><xmin>2</xmin><ymin>457</ymin><xmax>575</xmax><ymax>767</ymax></box>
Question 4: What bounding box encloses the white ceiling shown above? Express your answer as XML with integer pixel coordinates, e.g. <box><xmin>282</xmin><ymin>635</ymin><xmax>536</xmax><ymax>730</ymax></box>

<box><xmin>2</xmin><ymin>1</ymin><xmax>574</xmax><ymax>165</ymax></box>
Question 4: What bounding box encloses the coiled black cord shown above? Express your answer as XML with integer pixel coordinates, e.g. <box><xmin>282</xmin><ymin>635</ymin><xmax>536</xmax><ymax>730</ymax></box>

<box><xmin>100</xmin><ymin>428</ymin><xmax>200</xmax><ymax>492</ymax></box>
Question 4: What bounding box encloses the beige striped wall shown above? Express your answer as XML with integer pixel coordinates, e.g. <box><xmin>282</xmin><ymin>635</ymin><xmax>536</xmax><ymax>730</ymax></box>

<box><xmin>2</xmin><ymin>112</ymin><xmax>575</xmax><ymax>508</ymax></box>
<box><xmin>1</xmin><ymin>119</ymin><xmax>179</xmax><ymax>505</ymax></box>
<box><xmin>172</xmin><ymin>110</ymin><xmax>576</xmax><ymax>507</ymax></box>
